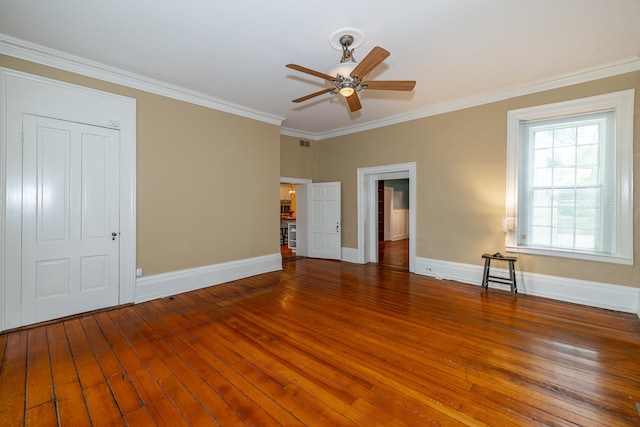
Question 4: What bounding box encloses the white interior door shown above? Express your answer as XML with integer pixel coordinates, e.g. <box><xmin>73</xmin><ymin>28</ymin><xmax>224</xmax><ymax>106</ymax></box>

<box><xmin>21</xmin><ymin>115</ymin><xmax>121</xmax><ymax>324</ymax></box>
<box><xmin>308</xmin><ymin>182</ymin><xmax>341</xmax><ymax>260</ymax></box>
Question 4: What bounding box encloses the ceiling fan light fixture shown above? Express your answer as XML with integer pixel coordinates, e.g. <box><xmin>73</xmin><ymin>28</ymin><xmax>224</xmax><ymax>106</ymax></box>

<box><xmin>326</xmin><ymin>61</ymin><xmax>357</xmax><ymax>80</ymax></box>
<box><xmin>339</xmin><ymin>86</ymin><xmax>355</xmax><ymax>97</ymax></box>
<box><xmin>327</xmin><ymin>61</ymin><xmax>359</xmax><ymax>97</ymax></box>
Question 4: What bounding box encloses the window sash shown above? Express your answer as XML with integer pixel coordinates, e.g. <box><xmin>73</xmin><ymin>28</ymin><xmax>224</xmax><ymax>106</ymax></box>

<box><xmin>517</xmin><ymin>111</ymin><xmax>615</xmax><ymax>254</ymax></box>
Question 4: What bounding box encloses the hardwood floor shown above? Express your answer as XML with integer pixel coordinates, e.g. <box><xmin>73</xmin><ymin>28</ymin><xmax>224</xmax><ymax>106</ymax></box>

<box><xmin>1</xmin><ymin>259</ymin><xmax>639</xmax><ymax>426</ymax></box>
<box><xmin>379</xmin><ymin>238</ymin><xmax>409</xmax><ymax>269</ymax></box>
<box><xmin>280</xmin><ymin>244</ymin><xmax>297</xmax><ymax>261</ymax></box>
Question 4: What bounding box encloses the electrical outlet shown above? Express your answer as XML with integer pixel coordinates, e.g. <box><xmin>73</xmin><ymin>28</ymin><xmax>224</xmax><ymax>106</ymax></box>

<box><xmin>136</xmin><ymin>268</ymin><xmax>143</xmax><ymax>277</ymax></box>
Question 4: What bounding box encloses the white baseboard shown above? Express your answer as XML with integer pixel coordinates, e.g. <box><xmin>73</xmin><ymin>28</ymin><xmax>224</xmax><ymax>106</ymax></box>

<box><xmin>135</xmin><ymin>253</ymin><xmax>282</xmax><ymax>303</ymax></box>
<box><xmin>134</xmin><ymin>252</ymin><xmax>639</xmax><ymax>316</ymax></box>
<box><xmin>415</xmin><ymin>256</ymin><xmax>639</xmax><ymax>314</ymax></box>
<box><xmin>341</xmin><ymin>247</ymin><xmax>360</xmax><ymax>264</ymax></box>
<box><xmin>391</xmin><ymin>233</ymin><xmax>409</xmax><ymax>241</ymax></box>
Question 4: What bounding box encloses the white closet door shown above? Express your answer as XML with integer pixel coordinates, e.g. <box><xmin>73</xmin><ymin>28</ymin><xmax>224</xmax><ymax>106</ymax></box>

<box><xmin>21</xmin><ymin>115</ymin><xmax>120</xmax><ymax>324</ymax></box>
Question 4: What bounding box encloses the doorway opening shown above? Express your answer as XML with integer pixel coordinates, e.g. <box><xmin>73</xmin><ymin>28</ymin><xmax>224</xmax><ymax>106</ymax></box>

<box><xmin>378</xmin><ymin>179</ymin><xmax>410</xmax><ymax>270</ymax></box>
<box><xmin>279</xmin><ymin>177</ymin><xmax>311</xmax><ymax>262</ymax></box>
<box><xmin>357</xmin><ymin>162</ymin><xmax>416</xmax><ymax>272</ymax></box>
<box><xmin>279</xmin><ymin>182</ymin><xmax>298</xmax><ymax>260</ymax></box>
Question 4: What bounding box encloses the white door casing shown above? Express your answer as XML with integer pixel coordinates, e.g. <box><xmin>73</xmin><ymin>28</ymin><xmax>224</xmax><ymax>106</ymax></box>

<box><xmin>384</xmin><ymin>187</ymin><xmax>393</xmax><ymax>241</ymax></box>
<box><xmin>307</xmin><ymin>182</ymin><xmax>341</xmax><ymax>260</ymax></box>
<box><xmin>1</xmin><ymin>69</ymin><xmax>136</xmax><ymax>331</ymax></box>
<box><xmin>21</xmin><ymin>115</ymin><xmax>120</xmax><ymax>324</ymax></box>
<box><xmin>357</xmin><ymin>163</ymin><xmax>416</xmax><ymax>272</ymax></box>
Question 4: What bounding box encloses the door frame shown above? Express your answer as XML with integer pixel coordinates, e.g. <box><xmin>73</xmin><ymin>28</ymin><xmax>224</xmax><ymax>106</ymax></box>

<box><xmin>383</xmin><ymin>186</ymin><xmax>393</xmax><ymax>241</ymax></box>
<box><xmin>357</xmin><ymin>162</ymin><xmax>416</xmax><ymax>272</ymax></box>
<box><xmin>280</xmin><ymin>177</ymin><xmax>311</xmax><ymax>258</ymax></box>
<box><xmin>0</xmin><ymin>69</ymin><xmax>137</xmax><ymax>331</ymax></box>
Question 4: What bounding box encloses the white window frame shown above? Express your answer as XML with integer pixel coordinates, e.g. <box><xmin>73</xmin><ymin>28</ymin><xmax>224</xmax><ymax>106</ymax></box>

<box><xmin>506</xmin><ymin>89</ymin><xmax>634</xmax><ymax>265</ymax></box>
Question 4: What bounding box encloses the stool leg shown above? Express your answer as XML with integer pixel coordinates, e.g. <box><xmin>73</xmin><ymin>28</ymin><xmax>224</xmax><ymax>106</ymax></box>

<box><xmin>482</xmin><ymin>258</ymin><xmax>490</xmax><ymax>289</ymax></box>
<box><xmin>509</xmin><ymin>260</ymin><xmax>517</xmax><ymax>293</ymax></box>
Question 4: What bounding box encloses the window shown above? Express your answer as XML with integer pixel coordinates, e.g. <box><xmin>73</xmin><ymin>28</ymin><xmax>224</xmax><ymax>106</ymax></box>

<box><xmin>506</xmin><ymin>90</ymin><xmax>634</xmax><ymax>265</ymax></box>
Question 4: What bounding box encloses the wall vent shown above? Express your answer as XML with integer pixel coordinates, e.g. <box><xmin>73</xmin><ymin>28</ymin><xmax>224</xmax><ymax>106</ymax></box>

<box><xmin>299</xmin><ymin>140</ymin><xmax>311</xmax><ymax>147</ymax></box>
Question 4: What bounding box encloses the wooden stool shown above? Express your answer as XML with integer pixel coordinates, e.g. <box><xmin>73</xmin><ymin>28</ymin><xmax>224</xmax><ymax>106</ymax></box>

<box><xmin>481</xmin><ymin>253</ymin><xmax>518</xmax><ymax>293</ymax></box>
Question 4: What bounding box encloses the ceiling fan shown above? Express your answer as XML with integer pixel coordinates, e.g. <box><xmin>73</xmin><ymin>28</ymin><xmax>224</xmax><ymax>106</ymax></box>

<box><xmin>286</xmin><ymin>30</ymin><xmax>416</xmax><ymax>113</ymax></box>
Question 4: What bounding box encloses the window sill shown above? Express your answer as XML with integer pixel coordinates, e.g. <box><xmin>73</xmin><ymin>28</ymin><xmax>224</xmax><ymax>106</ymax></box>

<box><xmin>505</xmin><ymin>245</ymin><xmax>633</xmax><ymax>266</ymax></box>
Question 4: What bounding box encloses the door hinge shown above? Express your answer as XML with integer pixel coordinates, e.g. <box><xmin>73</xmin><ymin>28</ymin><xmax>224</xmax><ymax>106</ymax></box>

<box><xmin>21</xmin><ymin>132</ymin><xmax>24</xmax><ymax>144</ymax></box>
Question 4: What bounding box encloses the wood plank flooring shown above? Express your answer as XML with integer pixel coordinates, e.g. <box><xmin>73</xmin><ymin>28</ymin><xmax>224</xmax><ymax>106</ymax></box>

<box><xmin>280</xmin><ymin>245</ymin><xmax>298</xmax><ymax>261</ymax></box>
<box><xmin>1</xmin><ymin>258</ymin><xmax>639</xmax><ymax>426</ymax></box>
<box><xmin>379</xmin><ymin>239</ymin><xmax>409</xmax><ymax>269</ymax></box>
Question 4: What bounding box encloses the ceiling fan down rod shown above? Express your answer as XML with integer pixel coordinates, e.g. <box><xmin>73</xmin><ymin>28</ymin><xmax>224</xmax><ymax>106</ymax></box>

<box><xmin>339</xmin><ymin>35</ymin><xmax>356</xmax><ymax>63</ymax></box>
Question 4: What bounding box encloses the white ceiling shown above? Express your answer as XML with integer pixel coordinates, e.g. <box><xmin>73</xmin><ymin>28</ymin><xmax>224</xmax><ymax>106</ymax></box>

<box><xmin>1</xmin><ymin>0</ymin><xmax>639</xmax><ymax>138</ymax></box>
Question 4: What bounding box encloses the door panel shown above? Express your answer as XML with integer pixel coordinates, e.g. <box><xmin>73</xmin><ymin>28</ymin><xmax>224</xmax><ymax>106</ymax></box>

<box><xmin>80</xmin><ymin>255</ymin><xmax>109</xmax><ymax>291</ymax></box>
<box><xmin>36</xmin><ymin>259</ymin><xmax>69</xmax><ymax>298</ymax></box>
<box><xmin>82</xmin><ymin>133</ymin><xmax>111</xmax><ymax>239</ymax></box>
<box><xmin>22</xmin><ymin>115</ymin><xmax>120</xmax><ymax>324</ymax></box>
<box><xmin>37</xmin><ymin>126</ymin><xmax>69</xmax><ymax>241</ymax></box>
<box><xmin>307</xmin><ymin>182</ymin><xmax>341</xmax><ymax>260</ymax></box>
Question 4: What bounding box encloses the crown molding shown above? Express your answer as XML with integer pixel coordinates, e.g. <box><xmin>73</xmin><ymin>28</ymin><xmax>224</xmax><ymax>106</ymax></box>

<box><xmin>279</xmin><ymin>127</ymin><xmax>324</xmax><ymax>141</ymax></box>
<box><xmin>286</xmin><ymin>55</ymin><xmax>640</xmax><ymax>140</ymax></box>
<box><xmin>0</xmin><ymin>33</ymin><xmax>284</xmax><ymax>126</ymax></box>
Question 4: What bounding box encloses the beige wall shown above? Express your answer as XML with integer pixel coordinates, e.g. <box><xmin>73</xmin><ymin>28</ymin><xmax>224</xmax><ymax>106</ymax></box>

<box><xmin>1</xmin><ymin>55</ymin><xmax>281</xmax><ymax>276</ymax></box>
<box><xmin>307</xmin><ymin>71</ymin><xmax>640</xmax><ymax>289</ymax></box>
<box><xmin>280</xmin><ymin>135</ymin><xmax>317</xmax><ymax>180</ymax></box>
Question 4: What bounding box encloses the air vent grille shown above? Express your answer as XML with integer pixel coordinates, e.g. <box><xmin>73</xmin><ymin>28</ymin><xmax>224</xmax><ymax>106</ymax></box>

<box><xmin>299</xmin><ymin>140</ymin><xmax>311</xmax><ymax>147</ymax></box>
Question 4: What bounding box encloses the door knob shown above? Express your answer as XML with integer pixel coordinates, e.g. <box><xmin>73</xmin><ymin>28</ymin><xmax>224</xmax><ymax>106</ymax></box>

<box><xmin>112</xmin><ymin>232</ymin><xmax>117</xmax><ymax>240</ymax></box>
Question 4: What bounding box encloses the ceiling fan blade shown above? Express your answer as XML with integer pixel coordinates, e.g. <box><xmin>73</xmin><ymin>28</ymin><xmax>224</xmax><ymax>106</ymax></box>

<box><xmin>292</xmin><ymin>88</ymin><xmax>332</xmax><ymax>103</ymax></box>
<box><xmin>350</xmin><ymin>46</ymin><xmax>390</xmax><ymax>79</ymax></box>
<box><xmin>365</xmin><ymin>80</ymin><xmax>416</xmax><ymax>91</ymax></box>
<box><xmin>286</xmin><ymin>64</ymin><xmax>336</xmax><ymax>82</ymax></box>
<box><xmin>346</xmin><ymin>92</ymin><xmax>362</xmax><ymax>112</ymax></box>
